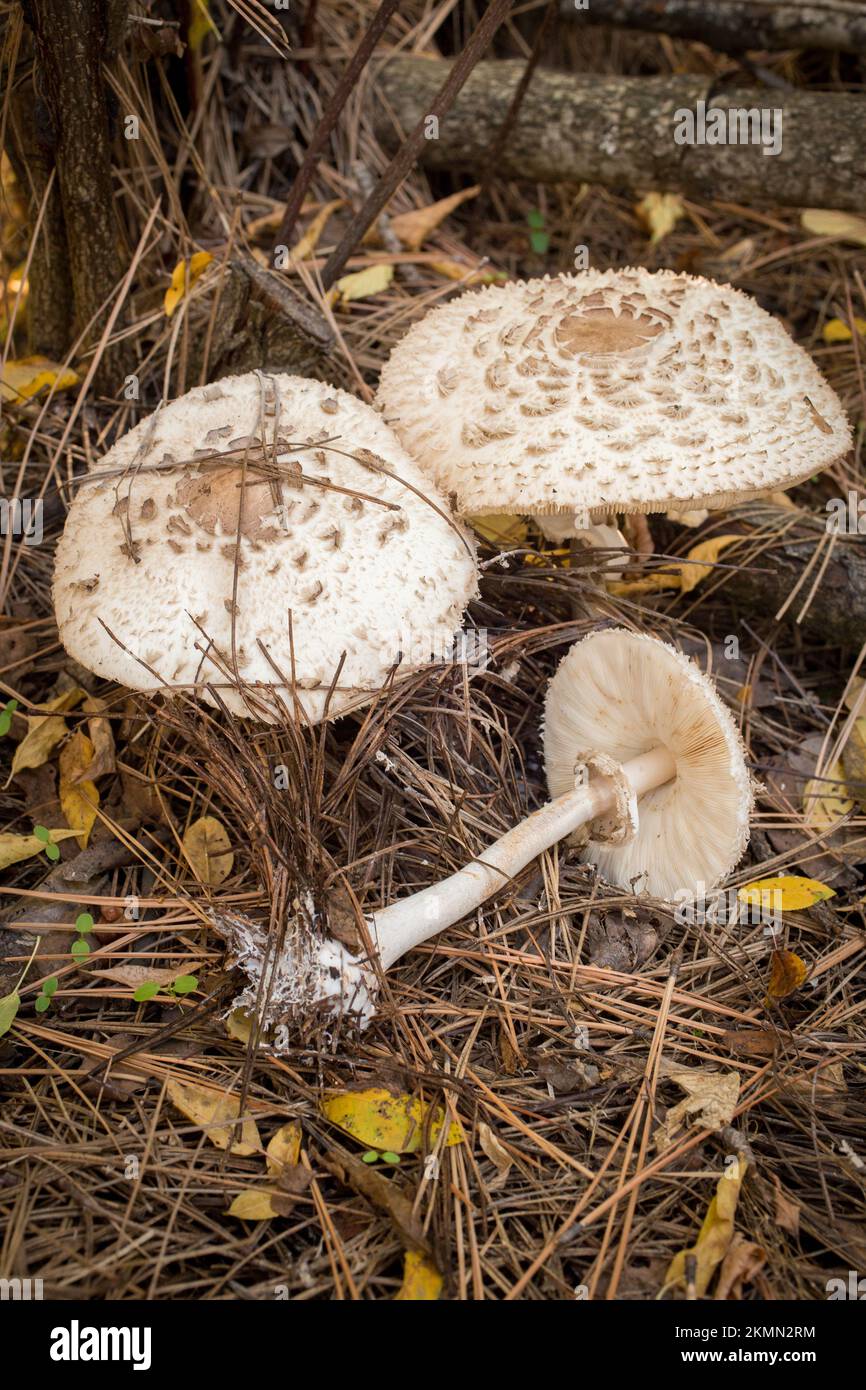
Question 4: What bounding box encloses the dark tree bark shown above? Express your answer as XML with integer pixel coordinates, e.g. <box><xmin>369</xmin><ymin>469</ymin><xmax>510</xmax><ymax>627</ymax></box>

<box><xmin>562</xmin><ymin>0</ymin><xmax>866</xmax><ymax>56</ymax></box>
<box><xmin>19</xmin><ymin>0</ymin><xmax>129</xmax><ymax>389</ymax></box>
<box><xmin>713</xmin><ymin>502</ymin><xmax>866</xmax><ymax>649</ymax></box>
<box><xmin>376</xmin><ymin>58</ymin><xmax>866</xmax><ymax>212</ymax></box>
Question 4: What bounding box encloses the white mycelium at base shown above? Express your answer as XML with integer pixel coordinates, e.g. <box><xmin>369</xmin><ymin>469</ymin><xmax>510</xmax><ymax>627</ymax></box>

<box><xmin>211</xmin><ymin>903</ymin><xmax>378</xmax><ymax>1030</ymax></box>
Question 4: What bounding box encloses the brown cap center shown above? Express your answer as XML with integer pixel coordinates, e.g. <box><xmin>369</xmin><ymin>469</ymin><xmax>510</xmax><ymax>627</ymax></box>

<box><xmin>554</xmin><ymin>297</ymin><xmax>670</xmax><ymax>357</ymax></box>
<box><xmin>176</xmin><ymin>468</ymin><xmax>282</xmax><ymax>541</ymax></box>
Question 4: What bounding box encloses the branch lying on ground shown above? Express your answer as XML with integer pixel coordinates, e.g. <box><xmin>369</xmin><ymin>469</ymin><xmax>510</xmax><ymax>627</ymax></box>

<box><xmin>376</xmin><ymin>59</ymin><xmax>866</xmax><ymax>211</ymax></box>
<box><xmin>562</xmin><ymin>0</ymin><xmax>866</xmax><ymax>56</ymax></box>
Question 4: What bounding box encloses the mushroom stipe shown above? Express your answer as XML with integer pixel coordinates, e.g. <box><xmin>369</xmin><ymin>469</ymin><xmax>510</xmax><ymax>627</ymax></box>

<box><xmin>216</xmin><ymin>629</ymin><xmax>754</xmax><ymax>1035</ymax></box>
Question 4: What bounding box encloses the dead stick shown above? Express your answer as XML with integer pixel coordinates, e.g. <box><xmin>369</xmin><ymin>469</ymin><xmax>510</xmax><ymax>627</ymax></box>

<box><xmin>273</xmin><ymin>0</ymin><xmax>403</xmax><ymax>251</ymax></box>
<box><xmin>319</xmin><ymin>0</ymin><xmax>516</xmax><ymax>290</ymax></box>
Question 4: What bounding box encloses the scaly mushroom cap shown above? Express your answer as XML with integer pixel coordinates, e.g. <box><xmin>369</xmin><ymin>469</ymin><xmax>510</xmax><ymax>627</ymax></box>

<box><xmin>376</xmin><ymin>269</ymin><xmax>851</xmax><ymax>519</ymax></box>
<box><xmin>54</xmin><ymin>373</ymin><xmax>477</xmax><ymax>723</ymax></box>
<box><xmin>543</xmin><ymin>628</ymin><xmax>753</xmax><ymax>901</ymax></box>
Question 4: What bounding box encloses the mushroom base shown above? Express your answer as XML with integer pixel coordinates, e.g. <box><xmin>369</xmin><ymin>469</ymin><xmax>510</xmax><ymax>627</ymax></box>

<box><xmin>211</xmin><ymin>907</ymin><xmax>378</xmax><ymax>1038</ymax></box>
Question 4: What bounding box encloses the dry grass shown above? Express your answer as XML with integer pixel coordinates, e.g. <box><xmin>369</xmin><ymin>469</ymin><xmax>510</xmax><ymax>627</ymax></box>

<box><xmin>0</xmin><ymin>0</ymin><xmax>864</xmax><ymax>1300</ymax></box>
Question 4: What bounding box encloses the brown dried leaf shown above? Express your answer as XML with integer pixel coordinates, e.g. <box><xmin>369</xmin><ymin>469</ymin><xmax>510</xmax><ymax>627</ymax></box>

<box><xmin>182</xmin><ymin>815</ymin><xmax>234</xmax><ymax>885</ymax></box>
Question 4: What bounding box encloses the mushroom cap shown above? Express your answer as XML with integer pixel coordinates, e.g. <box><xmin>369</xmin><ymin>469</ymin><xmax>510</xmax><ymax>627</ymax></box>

<box><xmin>376</xmin><ymin>269</ymin><xmax>851</xmax><ymax>520</ymax></box>
<box><xmin>53</xmin><ymin>373</ymin><xmax>477</xmax><ymax>723</ymax></box>
<box><xmin>543</xmin><ymin>628</ymin><xmax>752</xmax><ymax>901</ymax></box>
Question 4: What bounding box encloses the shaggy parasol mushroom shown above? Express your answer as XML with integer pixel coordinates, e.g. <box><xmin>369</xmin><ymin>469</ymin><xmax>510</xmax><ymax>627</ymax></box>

<box><xmin>53</xmin><ymin>372</ymin><xmax>477</xmax><ymax>723</ymax></box>
<box><xmin>215</xmin><ymin>628</ymin><xmax>753</xmax><ymax>1031</ymax></box>
<box><xmin>375</xmin><ymin>268</ymin><xmax>851</xmax><ymax>560</ymax></box>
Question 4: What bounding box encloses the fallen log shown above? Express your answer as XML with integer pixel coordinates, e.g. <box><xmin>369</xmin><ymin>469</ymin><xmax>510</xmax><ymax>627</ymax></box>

<box><xmin>708</xmin><ymin>502</ymin><xmax>866</xmax><ymax>649</ymax></box>
<box><xmin>561</xmin><ymin>0</ymin><xmax>866</xmax><ymax>56</ymax></box>
<box><xmin>375</xmin><ymin>58</ymin><xmax>866</xmax><ymax>211</ymax></box>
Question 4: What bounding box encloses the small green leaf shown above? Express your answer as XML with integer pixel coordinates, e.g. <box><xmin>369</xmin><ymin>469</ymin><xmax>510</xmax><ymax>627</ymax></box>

<box><xmin>527</xmin><ymin>209</ymin><xmax>545</xmax><ymax>229</ymax></box>
<box><xmin>133</xmin><ymin>981</ymin><xmax>160</xmax><ymax>1002</ymax></box>
<box><xmin>75</xmin><ymin>912</ymin><xmax>94</xmax><ymax>934</ymax></box>
<box><xmin>45</xmin><ymin>843</ymin><xmax>60</xmax><ymax>861</ymax></box>
<box><xmin>381</xmin><ymin>1151</ymin><xmax>401</xmax><ymax>1165</ymax></box>
<box><xmin>0</xmin><ymin>715</ymin><xmax>11</xmax><ymax>737</ymax></box>
<box><xmin>361</xmin><ymin>1150</ymin><xmax>380</xmax><ymax>1163</ymax></box>
<box><xmin>0</xmin><ymin>991</ymin><xmax>20</xmax><ymax>1036</ymax></box>
<box><xmin>529</xmin><ymin>230</ymin><xmax>550</xmax><ymax>254</ymax></box>
<box><xmin>171</xmin><ymin>975</ymin><xmax>198</xmax><ymax>995</ymax></box>
<box><xmin>42</xmin><ymin>976</ymin><xmax>58</xmax><ymax>997</ymax></box>
<box><xmin>34</xmin><ymin>994</ymin><xmax>50</xmax><ymax>1013</ymax></box>
<box><xmin>33</xmin><ymin>824</ymin><xmax>50</xmax><ymax>843</ymax></box>
<box><xmin>70</xmin><ymin>938</ymin><xmax>90</xmax><ymax>959</ymax></box>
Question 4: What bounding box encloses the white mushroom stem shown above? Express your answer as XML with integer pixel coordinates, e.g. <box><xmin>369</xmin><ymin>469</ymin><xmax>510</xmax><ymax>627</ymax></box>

<box><xmin>369</xmin><ymin>743</ymin><xmax>677</xmax><ymax>970</ymax></box>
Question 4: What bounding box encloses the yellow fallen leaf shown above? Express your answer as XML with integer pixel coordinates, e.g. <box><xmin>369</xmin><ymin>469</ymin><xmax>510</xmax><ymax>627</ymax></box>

<box><xmin>59</xmin><ymin>729</ymin><xmax>100</xmax><ymax>848</ymax></box>
<box><xmin>823</xmin><ymin>317</ymin><xmax>866</xmax><ymax>344</ymax></box>
<box><xmin>188</xmin><ymin>0</ymin><xmax>219</xmax><ymax>51</ymax></box>
<box><xmin>636</xmin><ymin>191</ymin><xmax>685</xmax><ymax>244</ymax></box>
<box><xmin>335</xmin><ymin>264</ymin><xmax>394</xmax><ymax>303</ymax></box>
<box><xmin>606</xmin><ymin>571</ymin><xmax>682</xmax><ymax>597</ymax></box>
<box><xmin>843</xmin><ymin>674</ymin><xmax>866</xmax><ymax>713</ymax></box>
<box><xmin>10</xmin><ymin>687</ymin><xmax>85</xmax><ymax>779</ymax></box>
<box><xmin>164</xmin><ymin>251</ymin><xmax>214</xmax><ymax>317</ymax></box>
<box><xmin>737</xmin><ymin>875</ymin><xmax>835</xmax><ymax>913</ymax></box>
<box><xmin>226</xmin><ymin>1189</ymin><xmax>282</xmax><ymax>1220</ymax></box>
<box><xmin>266</xmin><ymin>1121</ymin><xmax>302</xmax><ymax>1176</ymax></box>
<box><xmin>664</xmin><ymin>1155</ymin><xmax>748</xmax><ymax>1297</ymax></box>
<box><xmin>842</xmin><ymin>716</ymin><xmax>866</xmax><ymax>811</ymax></box>
<box><xmin>394</xmin><ymin>1249</ymin><xmax>444</xmax><ymax>1301</ymax></box>
<box><xmin>802</xmin><ymin>758</ymin><xmax>853</xmax><ymax>829</ymax></box>
<box><xmin>79</xmin><ymin>695</ymin><xmax>115</xmax><ymax>781</ymax></box>
<box><xmin>225</xmin><ymin>1008</ymin><xmax>254</xmax><ymax>1043</ymax></box>
<box><xmin>321</xmin><ymin>1087</ymin><xmax>463</xmax><ymax>1154</ymax></box>
<box><xmin>765</xmin><ymin>949</ymin><xmax>808</xmax><ymax>1003</ymax></box>
<box><xmin>801</xmin><ymin>209</ymin><xmax>866</xmax><ymax>247</ymax></box>
<box><xmin>382</xmin><ymin>185</ymin><xmax>480</xmax><ymax>252</ymax></box>
<box><xmin>289</xmin><ymin>198</ymin><xmax>345</xmax><ymax>262</ymax></box>
<box><xmin>678</xmin><ymin>534</ymin><xmax>742</xmax><ymax>595</ymax></box>
<box><xmin>0</xmin><ymin>828</ymin><xmax>81</xmax><ymax>871</ymax></box>
<box><xmin>166</xmin><ymin>1079</ymin><xmax>260</xmax><ymax>1154</ymax></box>
<box><xmin>429</xmin><ymin>259</ymin><xmax>505</xmax><ymax>286</ymax></box>
<box><xmin>182</xmin><ymin>815</ymin><xmax>234</xmax><ymax>885</ymax></box>
<box><xmin>0</xmin><ymin>355</ymin><xmax>78</xmax><ymax>404</ymax></box>
<box><xmin>468</xmin><ymin>514</ymin><xmax>528</xmax><ymax>545</ymax></box>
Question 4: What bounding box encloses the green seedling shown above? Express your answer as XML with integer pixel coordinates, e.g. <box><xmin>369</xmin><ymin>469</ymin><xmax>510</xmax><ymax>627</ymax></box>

<box><xmin>0</xmin><ymin>698</ymin><xmax>18</xmax><ymax>736</ymax></box>
<box><xmin>361</xmin><ymin>1149</ymin><xmax>401</xmax><ymax>1166</ymax></box>
<box><xmin>133</xmin><ymin>974</ymin><xmax>198</xmax><ymax>1004</ymax></box>
<box><xmin>34</xmin><ymin>977</ymin><xmax>57</xmax><ymax>1014</ymax></box>
<box><xmin>527</xmin><ymin>208</ymin><xmax>550</xmax><ymax>255</ymax></box>
<box><xmin>70</xmin><ymin>911</ymin><xmax>94</xmax><ymax>960</ymax></box>
<box><xmin>33</xmin><ymin>824</ymin><xmax>60</xmax><ymax>862</ymax></box>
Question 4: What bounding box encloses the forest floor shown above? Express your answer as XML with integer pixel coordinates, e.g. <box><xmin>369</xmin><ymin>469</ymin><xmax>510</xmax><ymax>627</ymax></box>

<box><xmin>0</xmin><ymin>1</ymin><xmax>864</xmax><ymax>1300</ymax></box>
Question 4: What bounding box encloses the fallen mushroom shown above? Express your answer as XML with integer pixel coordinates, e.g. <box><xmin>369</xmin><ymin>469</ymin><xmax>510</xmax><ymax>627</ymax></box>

<box><xmin>375</xmin><ymin>268</ymin><xmax>851</xmax><ymax>560</ymax></box>
<box><xmin>53</xmin><ymin>372</ymin><xmax>477</xmax><ymax>723</ymax></box>
<box><xmin>215</xmin><ymin>628</ymin><xmax>753</xmax><ymax>1031</ymax></box>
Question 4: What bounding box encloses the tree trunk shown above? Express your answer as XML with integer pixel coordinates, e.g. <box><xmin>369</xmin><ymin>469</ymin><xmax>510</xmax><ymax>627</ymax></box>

<box><xmin>22</xmin><ymin>0</ymin><xmax>129</xmax><ymax>390</ymax></box>
<box><xmin>375</xmin><ymin>58</ymin><xmax>866</xmax><ymax>212</ymax></box>
<box><xmin>562</xmin><ymin>0</ymin><xmax>866</xmax><ymax>55</ymax></box>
